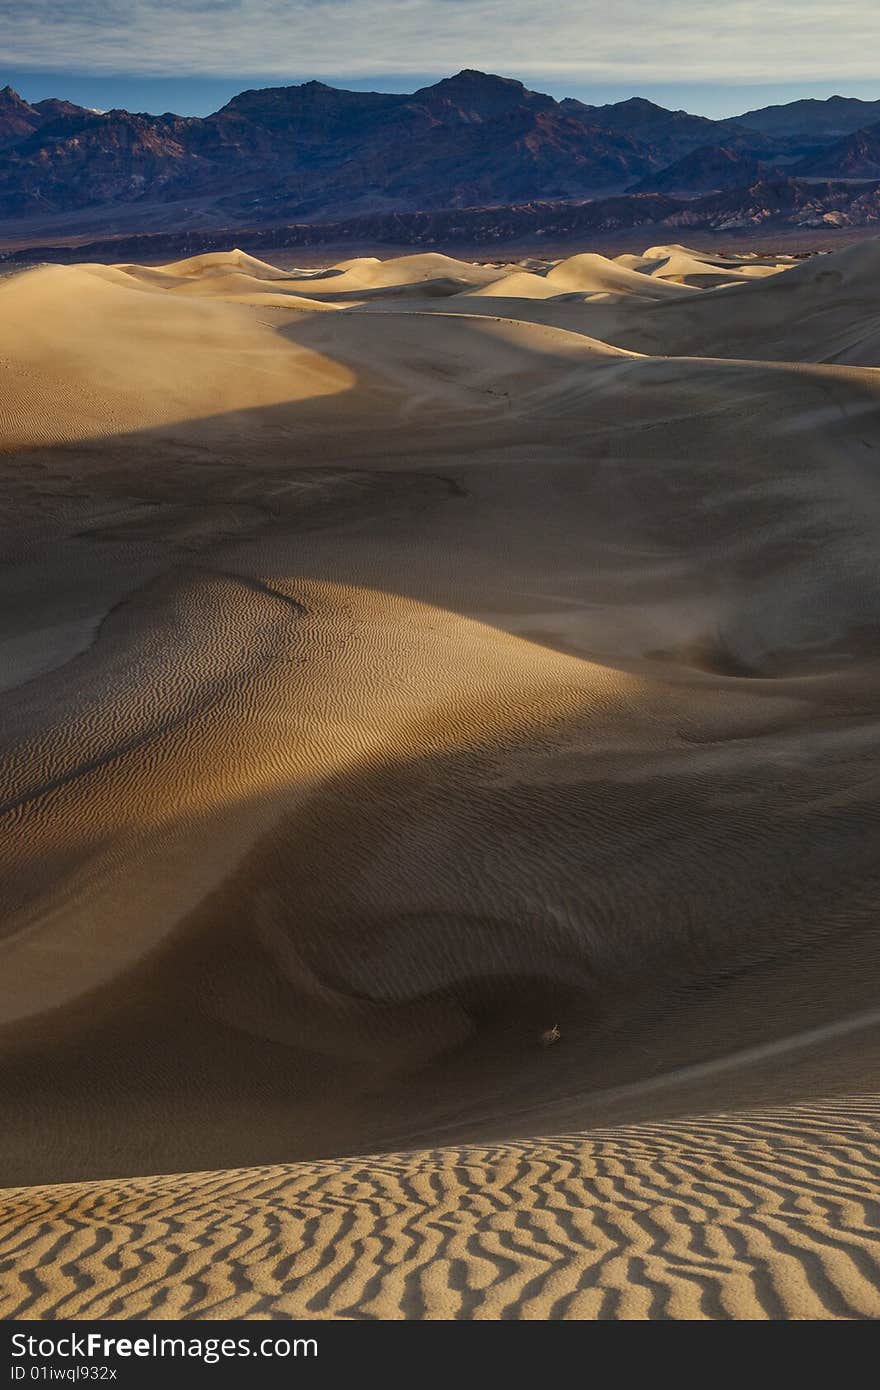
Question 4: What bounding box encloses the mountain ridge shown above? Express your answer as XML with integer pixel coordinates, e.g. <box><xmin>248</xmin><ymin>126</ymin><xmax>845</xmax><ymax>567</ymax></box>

<box><xmin>2</xmin><ymin>72</ymin><xmax>880</xmax><ymax>241</ymax></box>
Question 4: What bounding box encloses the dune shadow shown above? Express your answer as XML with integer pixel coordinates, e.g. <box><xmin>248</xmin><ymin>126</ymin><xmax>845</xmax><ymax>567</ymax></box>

<box><xmin>3</xmin><ymin>290</ymin><xmax>880</xmax><ymax>1181</ymax></box>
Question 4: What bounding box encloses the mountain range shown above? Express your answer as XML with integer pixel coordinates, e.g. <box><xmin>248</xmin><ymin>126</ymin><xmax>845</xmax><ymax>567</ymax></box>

<box><xmin>2</xmin><ymin>71</ymin><xmax>880</xmax><ymax>248</ymax></box>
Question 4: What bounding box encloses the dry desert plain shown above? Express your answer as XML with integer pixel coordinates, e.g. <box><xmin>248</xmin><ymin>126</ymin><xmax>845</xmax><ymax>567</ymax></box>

<box><xmin>1</xmin><ymin>241</ymin><xmax>880</xmax><ymax>1318</ymax></box>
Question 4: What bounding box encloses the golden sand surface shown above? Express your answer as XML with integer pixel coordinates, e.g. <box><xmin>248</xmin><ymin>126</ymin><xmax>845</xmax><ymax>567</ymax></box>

<box><xmin>1</xmin><ymin>241</ymin><xmax>879</xmax><ymax>1318</ymax></box>
<box><xmin>3</xmin><ymin>1100</ymin><xmax>879</xmax><ymax>1320</ymax></box>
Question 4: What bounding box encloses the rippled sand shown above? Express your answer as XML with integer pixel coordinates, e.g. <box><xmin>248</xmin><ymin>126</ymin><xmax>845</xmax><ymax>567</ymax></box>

<box><xmin>1</xmin><ymin>241</ymin><xmax>879</xmax><ymax>1318</ymax></box>
<box><xmin>4</xmin><ymin>1100</ymin><xmax>879</xmax><ymax>1320</ymax></box>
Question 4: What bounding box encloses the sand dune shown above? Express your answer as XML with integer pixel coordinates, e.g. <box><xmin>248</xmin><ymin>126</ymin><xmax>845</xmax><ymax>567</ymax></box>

<box><xmin>0</xmin><ymin>262</ymin><xmax>353</xmax><ymax>448</ymax></box>
<box><xmin>463</xmin><ymin>269</ymin><xmax>566</xmax><ymax>299</ymax></box>
<box><xmin>264</xmin><ymin>251</ymin><xmax>508</xmax><ymax>301</ymax></box>
<box><xmin>622</xmin><ymin>247</ymin><xmax>791</xmax><ymax>288</ymax></box>
<box><xmin>544</xmin><ymin>251</ymin><xmax>697</xmax><ymax>298</ymax></box>
<box><xmin>2</xmin><ymin>1099</ymin><xmax>878</xmax><ymax>1320</ymax></box>
<box><xmin>2</xmin><ymin>241</ymin><xmax>880</xmax><ymax>1319</ymax></box>
<box><xmin>418</xmin><ymin>240</ymin><xmax>880</xmax><ymax>365</ymax></box>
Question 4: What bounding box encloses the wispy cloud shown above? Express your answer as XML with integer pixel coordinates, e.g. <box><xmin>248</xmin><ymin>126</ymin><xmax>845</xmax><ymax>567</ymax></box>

<box><xmin>0</xmin><ymin>0</ymin><xmax>878</xmax><ymax>84</ymax></box>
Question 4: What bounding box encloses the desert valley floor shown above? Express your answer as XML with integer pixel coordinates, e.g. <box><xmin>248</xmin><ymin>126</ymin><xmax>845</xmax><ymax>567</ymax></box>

<box><xmin>1</xmin><ymin>241</ymin><xmax>880</xmax><ymax>1318</ymax></box>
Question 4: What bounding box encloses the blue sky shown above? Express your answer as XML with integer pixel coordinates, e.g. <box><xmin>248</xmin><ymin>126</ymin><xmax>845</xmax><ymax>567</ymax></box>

<box><xmin>2</xmin><ymin>1</ymin><xmax>879</xmax><ymax>119</ymax></box>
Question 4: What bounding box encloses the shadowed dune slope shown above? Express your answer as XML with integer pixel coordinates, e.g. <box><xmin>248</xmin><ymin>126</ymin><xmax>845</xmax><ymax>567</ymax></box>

<box><xmin>2</xmin><ymin>241</ymin><xmax>880</xmax><ymax>1318</ymax></box>
<box><xmin>440</xmin><ymin>239</ymin><xmax>880</xmax><ymax>365</ymax></box>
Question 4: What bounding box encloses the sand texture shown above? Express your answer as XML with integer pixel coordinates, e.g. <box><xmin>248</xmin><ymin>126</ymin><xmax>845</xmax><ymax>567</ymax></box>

<box><xmin>3</xmin><ymin>1100</ymin><xmax>879</xmax><ymax>1320</ymax></box>
<box><xmin>1</xmin><ymin>241</ymin><xmax>879</xmax><ymax>1319</ymax></box>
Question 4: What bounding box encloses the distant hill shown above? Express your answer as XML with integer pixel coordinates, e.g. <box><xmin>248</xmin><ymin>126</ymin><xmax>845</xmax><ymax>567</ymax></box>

<box><xmin>0</xmin><ymin>86</ymin><xmax>50</xmax><ymax>146</ymax></box>
<box><xmin>0</xmin><ymin>86</ymin><xmax>93</xmax><ymax>150</ymax></box>
<box><xmin>0</xmin><ymin>71</ymin><xmax>659</xmax><ymax>225</ymax></box>
<box><xmin>793</xmin><ymin>124</ymin><xmax>880</xmax><ymax>179</ymax></box>
<box><xmin>8</xmin><ymin>179</ymin><xmax>880</xmax><ymax>268</ymax></box>
<box><xmin>1</xmin><ymin>73</ymin><xmax>880</xmax><ymax>243</ymax></box>
<box><xmin>728</xmin><ymin>95</ymin><xmax>880</xmax><ymax>141</ymax></box>
<box><xmin>631</xmin><ymin>145</ymin><xmax>771</xmax><ymax>194</ymax></box>
<box><xmin>559</xmin><ymin>97</ymin><xmax>728</xmax><ymax>162</ymax></box>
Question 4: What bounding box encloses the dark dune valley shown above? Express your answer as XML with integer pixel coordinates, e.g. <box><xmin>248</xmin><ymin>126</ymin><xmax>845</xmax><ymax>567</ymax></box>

<box><xmin>1</xmin><ymin>237</ymin><xmax>880</xmax><ymax>1317</ymax></box>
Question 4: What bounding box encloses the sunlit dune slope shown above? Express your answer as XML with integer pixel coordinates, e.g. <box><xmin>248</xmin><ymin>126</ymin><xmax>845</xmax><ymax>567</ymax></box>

<box><xmin>2</xmin><ymin>1098</ymin><xmax>878</xmax><ymax>1320</ymax></box>
<box><xmin>544</xmin><ymin>251</ymin><xmax>698</xmax><ymax>298</ymax></box>
<box><xmin>0</xmin><ymin>262</ymin><xmax>352</xmax><ymax>448</ymax></box>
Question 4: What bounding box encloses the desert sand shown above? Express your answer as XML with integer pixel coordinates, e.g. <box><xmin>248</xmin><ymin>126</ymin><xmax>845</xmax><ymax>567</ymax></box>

<box><xmin>1</xmin><ymin>240</ymin><xmax>879</xmax><ymax>1319</ymax></box>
